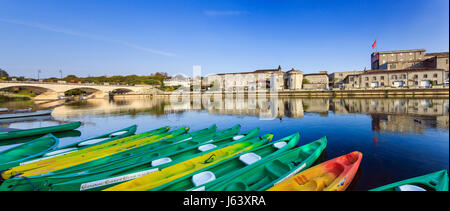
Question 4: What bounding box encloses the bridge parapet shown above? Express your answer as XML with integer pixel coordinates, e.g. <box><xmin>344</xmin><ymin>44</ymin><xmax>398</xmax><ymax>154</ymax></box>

<box><xmin>0</xmin><ymin>81</ymin><xmax>154</xmax><ymax>100</ymax></box>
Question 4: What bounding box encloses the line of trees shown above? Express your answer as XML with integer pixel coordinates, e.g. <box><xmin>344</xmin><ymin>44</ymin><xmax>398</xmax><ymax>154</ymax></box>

<box><xmin>49</xmin><ymin>72</ymin><xmax>170</xmax><ymax>86</ymax></box>
<box><xmin>1</xmin><ymin>68</ymin><xmax>170</xmax><ymax>86</ymax></box>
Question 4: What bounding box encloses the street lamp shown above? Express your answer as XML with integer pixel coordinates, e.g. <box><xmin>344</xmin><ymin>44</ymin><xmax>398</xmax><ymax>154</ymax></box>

<box><xmin>38</xmin><ymin>70</ymin><xmax>42</xmax><ymax>81</ymax></box>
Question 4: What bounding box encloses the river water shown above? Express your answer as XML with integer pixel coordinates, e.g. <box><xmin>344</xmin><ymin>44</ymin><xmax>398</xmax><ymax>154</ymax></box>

<box><xmin>0</xmin><ymin>96</ymin><xmax>448</xmax><ymax>191</ymax></box>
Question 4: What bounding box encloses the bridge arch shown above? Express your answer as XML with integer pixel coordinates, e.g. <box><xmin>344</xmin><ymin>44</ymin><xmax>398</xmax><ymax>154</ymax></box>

<box><xmin>111</xmin><ymin>88</ymin><xmax>135</xmax><ymax>95</ymax></box>
<box><xmin>0</xmin><ymin>85</ymin><xmax>56</xmax><ymax>96</ymax></box>
<box><xmin>62</xmin><ymin>87</ymin><xmax>103</xmax><ymax>97</ymax></box>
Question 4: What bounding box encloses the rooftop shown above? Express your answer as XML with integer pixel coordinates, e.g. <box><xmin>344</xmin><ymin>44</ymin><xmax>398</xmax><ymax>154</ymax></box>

<box><xmin>362</xmin><ymin>68</ymin><xmax>446</xmax><ymax>75</ymax></box>
<box><xmin>425</xmin><ymin>52</ymin><xmax>449</xmax><ymax>58</ymax></box>
<box><xmin>372</xmin><ymin>49</ymin><xmax>426</xmax><ymax>55</ymax></box>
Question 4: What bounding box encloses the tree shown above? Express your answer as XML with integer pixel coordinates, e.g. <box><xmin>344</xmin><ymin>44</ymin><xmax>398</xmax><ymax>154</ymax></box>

<box><xmin>0</xmin><ymin>68</ymin><xmax>9</xmax><ymax>79</ymax></box>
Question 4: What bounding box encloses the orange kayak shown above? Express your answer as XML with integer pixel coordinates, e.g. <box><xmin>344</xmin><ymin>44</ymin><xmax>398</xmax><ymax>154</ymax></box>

<box><xmin>267</xmin><ymin>151</ymin><xmax>362</xmax><ymax>191</ymax></box>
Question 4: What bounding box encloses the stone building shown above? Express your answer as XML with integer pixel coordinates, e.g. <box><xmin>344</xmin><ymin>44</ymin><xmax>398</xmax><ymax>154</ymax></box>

<box><xmin>423</xmin><ymin>52</ymin><xmax>449</xmax><ymax>71</ymax></box>
<box><xmin>206</xmin><ymin>66</ymin><xmax>305</xmax><ymax>91</ymax></box>
<box><xmin>163</xmin><ymin>74</ymin><xmax>190</xmax><ymax>87</ymax></box>
<box><xmin>371</xmin><ymin>49</ymin><xmax>449</xmax><ymax>71</ymax></box>
<box><xmin>329</xmin><ymin>71</ymin><xmax>363</xmax><ymax>88</ymax></box>
<box><xmin>283</xmin><ymin>68</ymin><xmax>303</xmax><ymax>90</ymax></box>
<box><xmin>371</xmin><ymin>49</ymin><xmax>427</xmax><ymax>70</ymax></box>
<box><xmin>342</xmin><ymin>49</ymin><xmax>450</xmax><ymax>89</ymax></box>
<box><xmin>302</xmin><ymin>71</ymin><xmax>329</xmax><ymax>89</ymax></box>
<box><xmin>344</xmin><ymin>68</ymin><xmax>448</xmax><ymax>88</ymax></box>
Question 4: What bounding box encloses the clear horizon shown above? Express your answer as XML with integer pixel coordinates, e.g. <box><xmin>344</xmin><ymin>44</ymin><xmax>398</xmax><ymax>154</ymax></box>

<box><xmin>0</xmin><ymin>0</ymin><xmax>448</xmax><ymax>79</ymax></box>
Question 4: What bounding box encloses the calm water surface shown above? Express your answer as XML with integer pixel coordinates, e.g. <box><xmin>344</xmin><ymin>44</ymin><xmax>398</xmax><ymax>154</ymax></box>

<box><xmin>0</xmin><ymin>96</ymin><xmax>448</xmax><ymax>191</ymax></box>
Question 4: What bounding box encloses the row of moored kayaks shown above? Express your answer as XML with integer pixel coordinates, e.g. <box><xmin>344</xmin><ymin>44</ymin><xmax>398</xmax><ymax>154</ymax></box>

<box><xmin>0</xmin><ymin>123</ymin><xmax>448</xmax><ymax>191</ymax></box>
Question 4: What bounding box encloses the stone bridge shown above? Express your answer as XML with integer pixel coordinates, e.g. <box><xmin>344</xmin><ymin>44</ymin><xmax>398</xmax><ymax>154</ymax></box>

<box><xmin>0</xmin><ymin>81</ymin><xmax>158</xmax><ymax>100</ymax></box>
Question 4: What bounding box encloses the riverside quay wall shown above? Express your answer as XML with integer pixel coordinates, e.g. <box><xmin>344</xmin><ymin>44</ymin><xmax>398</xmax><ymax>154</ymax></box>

<box><xmin>118</xmin><ymin>87</ymin><xmax>449</xmax><ymax>98</ymax></box>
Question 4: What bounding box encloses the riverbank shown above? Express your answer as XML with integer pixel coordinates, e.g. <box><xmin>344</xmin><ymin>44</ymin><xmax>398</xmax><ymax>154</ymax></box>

<box><xmin>0</xmin><ymin>94</ymin><xmax>31</xmax><ymax>103</ymax></box>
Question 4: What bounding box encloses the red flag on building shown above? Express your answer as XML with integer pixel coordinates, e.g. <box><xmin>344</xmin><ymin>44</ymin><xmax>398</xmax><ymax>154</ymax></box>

<box><xmin>372</xmin><ymin>39</ymin><xmax>377</xmax><ymax>49</ymax></box>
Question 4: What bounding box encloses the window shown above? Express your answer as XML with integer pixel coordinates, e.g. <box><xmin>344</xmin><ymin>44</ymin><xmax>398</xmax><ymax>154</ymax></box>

<box><xmin>414</xmin><ymin>74</ymin><xmax>418</xmax><ymax>79</ymax></box>
<box><xmin>381</xmin><ymin>76</ymin><xmax>384</xmax><ymax>80</ymax></box>
<box><xmin>414</xmin><ymin>81</ymin><xmax>418</xmax><ymax>85</ymax></box>
<box><xmin>339</xmin><ymin>73</ymin><xmax>343</xmax><ymax>76</ymax></box>
<box><xmin>390</xmin><ymin>64</ymin><xmax>397</xmax><ymax>69</ymax></box>
<box><xmin>434</xmin><ymin>80</ymin><xmax>438</xmax><ymax>85</ymax></box>
<box><xmin>402</xmin><ymin>74</ymin><xmax>406</xmax><ymax>79</ymax></box>
<box><xmin>381</xmin><ymin>82</ymin><xmax>384</xmax><ymax>86</ymax></box>
<box><xmin>424</xmin><ymin>74</ymin><xmax>428</xmax><ymax>78</ymax></box>
<box><xmin>373</xmin><ymin>76</ymin><xmax>377</xmax><ymax>80</ymax></box>
<box><xmin>365</xmin><ymin>83</ymin><xmax>369</xmax><ymax>87</ymax></box>
<box><xmin>365</xmin><ymin>77</ymin><xmax>369</xmax><ymax>81</ymax></box>
<box><xmin>433</xmin><ymin>74</ymin><xmax>438</xmax><ymax>78</ymax></box>
<box><xmin>392</xmin><ymin>75</ymin><xmax>397</xmax><ymax>79</ymax></box>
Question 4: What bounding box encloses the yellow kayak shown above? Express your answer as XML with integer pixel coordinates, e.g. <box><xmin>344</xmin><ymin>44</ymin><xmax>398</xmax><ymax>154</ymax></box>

<box><xmin>267</xmin><ymin>151</ymin><xmax>363</xmax><ymax>191</ymax></box>
<box><xmin>2</xmin><ymin>127</ymin><xmax>187</xmax><ymax>179</ymax></box>
<box><xmin>104</xmin><ymin>134</ymin><xmax>273</xmax><ymax>191</ymax></box>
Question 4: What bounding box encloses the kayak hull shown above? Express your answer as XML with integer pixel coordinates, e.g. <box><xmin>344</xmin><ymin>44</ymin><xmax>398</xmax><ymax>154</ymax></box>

<box><xmin>208</xmin><ymin>137</ymin><xmax>327</xmax><ymax>191</ymax></box>
<box><xmin>370</xmin><ymin>170</ymin><xmax>449</xmax><ymax>191</ymax></box>
<box><xmin>103</xmin><ymin>133</ymin><xmax>272</xmax><ymax>191</ymax></box>
<box><xmin>267</xmin><ymin>151</ymin><xmax>362</xmax><ymax>191</ymax></box>
<box><xmin>0</xmin><ymin>109</ymin><xmax>53</xmax><ymax>120</ymax></box>
<box><xmin>0</xmin><ymin>125</ymin><xmax>244</xmax><ymax>191</ymax></box>
<box><xmin>0</xmin><ymin>134</ymin><xmax>59</xmax><ymax>170</ymax></box>
<box><xmin>153</xmin><ymin>133</ymin><xmax>300</xmax><ymax>191</ymax></box>
<box><xmin>0</xmin><ymin>126</ymin><xmax>172</xmax><ymax>179</ymax></box>
<box><xmin>0</xmin><ymin>121</ymin><xmax>81</xmax><ymax>141</ymax></box>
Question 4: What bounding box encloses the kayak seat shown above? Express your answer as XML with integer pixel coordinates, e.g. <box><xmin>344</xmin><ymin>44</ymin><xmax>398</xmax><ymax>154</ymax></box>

<box><xmin>232</xmin><ymin>135</ymin><xmax>245</xmax><ymax>141</ymax></box>
<box><xmin>239</xmin><ymin>153</ymin><xmax>262</xmax><ymax>165</ymax></box>
<box><xmin>151</xmin><ymin>157</ymin><xmax>172</xmax><ymax>167</ymax></box>
<box><xmin>192</xmin><ymin>171</ymin><xmax>216</xmax><ymax>187</ymax></box>
<box><xmin>396</xmin><ymin>185</ymin><xmax>426</xmax><ymax>191</ymax></box>
<box><xmin>264</xmin><ymin>160</ymin><xmax>291</xmax><ymax>179</ymax></box>
<box><xmin>198</xmin><ymin>144</ymin><xmax>217</xmax><ymax>152</ymax></box>
<box><xmin>273</xmin><ymin>141</ymin><xmax>287</xmax><ymax>149</ymax></box>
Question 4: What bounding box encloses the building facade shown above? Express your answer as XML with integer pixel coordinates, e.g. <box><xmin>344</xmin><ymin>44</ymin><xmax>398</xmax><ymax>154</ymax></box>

<box><xmin>329</xmin><ymin>71</ymin><xmax>363</xmax><ymax>88</ymax></box>
<box><xmin>283</xmin><ymin>68</ymin><xmax>303</xmax><ymax>90</ymax></box>
<box><xmin>371</xmin><ymin>49</ymin><xmax>427</xmax><ymax>70</ymax></box>
<box><xmin>342</xmin><ymin>49</ymin><xmax>450</xmax><ymax>89</ymax></box>
<box><xmin>303</xmin><ymin>72</ymin><xmax>329</xmax><ymax>89</ymax></box>
<box><xmin>163</xmin><ymin>74</ymin><xmax>190</xmax><ymax>87</ymax></box>
<box><xmin>353</xmin><ymin>68</ymin><xmax>447</xmax><ymax>88</ymax></box>
<box><xmin>206</xmin><ymin>66</ymin><xmax>310</xmax><ymax>91</ymax></box>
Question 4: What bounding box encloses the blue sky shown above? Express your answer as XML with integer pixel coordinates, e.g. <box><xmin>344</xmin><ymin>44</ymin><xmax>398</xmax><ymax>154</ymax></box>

<box><xmin>0</xmin><ymin>0</ymin><xmax>448</xmax><ymax>78</ymax></box>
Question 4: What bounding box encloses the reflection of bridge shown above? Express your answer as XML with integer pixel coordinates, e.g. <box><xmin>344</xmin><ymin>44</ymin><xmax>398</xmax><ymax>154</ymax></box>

<box><xmin>0</xmin><ymin>81</ymin><xmax>156</xmax><ymax>100</ymax></box>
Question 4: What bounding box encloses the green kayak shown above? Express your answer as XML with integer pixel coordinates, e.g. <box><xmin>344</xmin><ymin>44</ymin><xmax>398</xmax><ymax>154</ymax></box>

<box><xmin>370</xmin><ymin>170</ymin><xmax>449</xmax><ymax>191</ymax></box>
<box><xmin>18</xmin><ymin>125</ymin><xmax>137</xmax><ymax>166</ymax></box>
<box><xmin>31</xmin><ymin>125</ymin><xmax>221</xmax><ymax>177</ymax></box>
<box><xmin>207</xmin><ymin>136</ymin><xmax>327</xmax><ymax>191</ymax></box>
<box><xmin>0</xmin><ymin>126</ymin><xmax>173</xmax><ymax>180</ymax></box>
<box><xmin>0</xmin><ymin>122</ymin><xmax>82</xmax><ymax>141</ymax></box>
<box><xmin>152</xmin><ymin>133</ymin><xmax>301</xmax><ymax>191</ymax></box>
<box><xmin>45</xmin><ymin>129</ymin><xmax>263</xmax><ymax>191</ymax></box>
<box><xmin>0</xmin><ymin>125</ymin><xmax>246</xmax><ymax>191</ymax></box>
<box><xmin>0</xmin><ymin>134</ymin><xmax>59</xmax><ymax>170</ymax></box>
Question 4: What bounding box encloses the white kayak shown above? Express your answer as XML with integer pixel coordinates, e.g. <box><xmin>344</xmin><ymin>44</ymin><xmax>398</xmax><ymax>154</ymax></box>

<box><xmin>0</xmin><ymin>109</ymin><xmax>54</xmax><ymax>119</ymax></box>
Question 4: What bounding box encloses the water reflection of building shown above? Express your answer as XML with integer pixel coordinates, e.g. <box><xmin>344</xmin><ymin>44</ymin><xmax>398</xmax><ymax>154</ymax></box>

<box><xmin>52</xmin><ymin>96</ymin><xmax>448</xmax><ymax>134</ymax></box>
<box><xmin>330</xmin><ymin>98</ymin><xmax>449</xmax><ymax>133</ymax></box>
